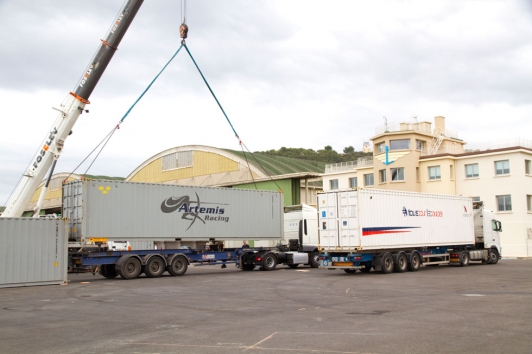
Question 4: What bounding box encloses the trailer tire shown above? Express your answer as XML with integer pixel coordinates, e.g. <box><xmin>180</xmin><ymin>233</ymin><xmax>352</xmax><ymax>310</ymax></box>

<box><xmin>259</xmin><ymin>253</ymin><xmax>277</xmax><ymax>271</ymax></box>
<box><xmin>381</xmin><ymin>253</ymin><xmax>394</xmax><ymax>274</ymax></box>
<box><xmin>310</xmin><ymin>251</ymin><xmax>320</xmax><ymax>268</ymax></box>
<box><xmin>343</xmin><ymin>269</ymin><xmax>357</xmax><ymax>274</ymax></box>
<box><xmin>145</xmin><ymin>256</ymin><xmax>166</xmax><ymax>278</ymax></box>
<box><xmin>407</xmin><ymin>252</ymin><xmax>421</xmax><ymax>272</ymax></box>
<box><xmin>459</xmin><ymin>251</ymin><xmax>470</xmax><ymax>267</ymax></box>
<box><xmin>360</xmin><ymin>262</ymin><xmax>372</xmax><ymax>273</ymax></box>
<box><xmin>394</xmin><ymin>252</ymin><xmax>408</xmax><ymax>273</ymax></box>
<box><xmin>288</xmin><ymin>264</ymin><xmax>299</xmax><ymax>269</ymax></box>
<box><xmin>167</xmin><ymin>255</ymin><xmax>188</xmax><ymax>276</ymax></box>
<box><xmin>488</xmin><ymin>249</ymin><xmax>499</xmax><ymax>265</ymax></box>
<box><xmin>118</xmin><ymin>256</ymin><xmax>142</xmax><ymax>280</ymax></box>
<box><xmin>99</xmin><ymin>264</ymin><xmax>118</xmax><ymax>279</ymax></box>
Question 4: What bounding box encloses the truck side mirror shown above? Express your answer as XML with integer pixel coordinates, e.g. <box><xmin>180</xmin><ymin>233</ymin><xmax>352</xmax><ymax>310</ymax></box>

<box><xmin>304</xmin><ymin>219</ymin><xmax>308</xmax><ymax>236</ymax></box>
<box><xmin>492</xmin><ymin>219</ymin><xmax>502</xmax><ymax>232</ymax></box>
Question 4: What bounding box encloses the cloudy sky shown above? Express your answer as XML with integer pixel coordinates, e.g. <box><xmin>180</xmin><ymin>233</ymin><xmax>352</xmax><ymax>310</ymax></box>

<box><xmin>1</xmin><ymin>0</ymin><xmax>531</xmax><ymax>204</ymax></box>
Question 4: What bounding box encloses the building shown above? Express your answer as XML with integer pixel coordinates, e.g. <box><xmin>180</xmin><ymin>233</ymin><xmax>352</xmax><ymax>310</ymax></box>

<box><xmin>18</xmin><ymin>145</ymin><xmax>323</xmax><ymax>217</ymax></box>
<box><xmin>322</xmin><ymin>116</ymin><xmax>532</xmax><ymax>258</ymax></box>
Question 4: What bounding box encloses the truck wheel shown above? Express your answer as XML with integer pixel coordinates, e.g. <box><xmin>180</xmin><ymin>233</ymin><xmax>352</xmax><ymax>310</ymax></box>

<box><xmin>288</xmin><ymin>264</ymin><xmax>299</xmax><ymax>269</ymax></box>
<box><xmin>118</xmin><ymin>257</ymin><xmax>142</xmax><ymax>279</ymax></box>
<box><xmin>343</xmin><ymin>269</ymin><xmax>357</xmax><ymax>274</ymax></box>
<box><xmin>360</xmin><ymin>262</ymin><xmax>372</xmax><ymax>273</ymax></box>
<box><xmin>407</xmin><ymin>252</ymin><xmax>421</xmax><ymax>272</ymax></box>
<box><xmin>259</xmin><ymin>253</ymin><xmax>277</xmax><ymax>271</ymax></box>
<box><xmin>459</xmin><ymin>251</ymin><xmax>470</xmax><ymax>267</ymax></box>
<box><xmin>394</xmin><ymin>252</ymin><xmax>408</xmax><ymax>273</ymax></box>
<box><xmin>99</xmin><ymin>264</ymin><xmax>118</xmax><ymax>279</ymax></box>
<box><xmin>488</xmin><ymin>249</ymin><xmax>499</xmax><ymax>265</ymax></box>
<box><xmin>381</xmin><ymin>253</ymin><xmax>394</xmax><ymax>274</ymax></box>
<box><xmin>310</xmin><ymin>252</ymin><xmax>320</xmax><ymax>268</ymax></box>
<box><xmin>145</xmin><ymin>256</ymin><xmax>166</xmax><ymax>278</ymax></box>
<box><xmin>167</xmin><ymin>256</ymin><xmax>188</xmax><ymax>276</ymax></box>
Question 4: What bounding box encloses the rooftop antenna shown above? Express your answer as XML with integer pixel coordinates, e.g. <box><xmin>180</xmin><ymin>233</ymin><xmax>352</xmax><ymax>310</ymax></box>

<box><xmin>383</xmin><ymin>116</ymin><xmax>388</xmax><ymax>132</ymax></box>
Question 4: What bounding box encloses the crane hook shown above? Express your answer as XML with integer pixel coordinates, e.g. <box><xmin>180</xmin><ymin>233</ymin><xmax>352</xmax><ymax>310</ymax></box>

<box><xmin>180</xmin><ymin>23</ymin><xmax>188</xmax><ymax>44</ymax></box>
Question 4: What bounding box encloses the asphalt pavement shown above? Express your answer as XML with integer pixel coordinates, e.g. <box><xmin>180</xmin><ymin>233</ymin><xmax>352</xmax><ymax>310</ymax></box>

<box><xmin>1</xmin><ymin>259</ymin><xmax>531</xmax><ymax>354</ymax></box>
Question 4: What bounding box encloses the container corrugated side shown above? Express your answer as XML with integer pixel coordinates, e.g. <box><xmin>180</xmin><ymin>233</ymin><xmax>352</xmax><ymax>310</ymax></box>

<box><xmin>0</xmin><ymin>218</ymin><xmax>68</xmax><ymax>288</ymax></box>
<box><xmin>63</xmin><ymin>180</ymin><xmax>283</xmax><ymax>241</ymax></box>
<box><xmin>318</xmin><ymin>189</ymin><xmax>475</xmax><ymax>251</ymax></box>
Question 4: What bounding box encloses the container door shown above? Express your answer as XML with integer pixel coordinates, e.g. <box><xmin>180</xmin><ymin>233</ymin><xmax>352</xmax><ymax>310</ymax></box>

<box><xmin>318</xmin><ymin>192</ymin><xmax>339</xmax><ymax>248</ymax></box>
<box><xmin>338</xmin><ymin>190</ymin><xmax>360</xmax><ymax>249</ymax></box>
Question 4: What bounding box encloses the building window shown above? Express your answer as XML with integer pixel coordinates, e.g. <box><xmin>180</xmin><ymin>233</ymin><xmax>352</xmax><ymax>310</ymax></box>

<box><xmin>472</xmin><ymin>196</ymin><xmax>481</xmax><ymax>202</ymax></box>
<box><xmin>364</xmin><ymin>174</ymin><xmax>374</xmax><ymax>186</ymax></box>
<box><xmin>390</xmin><ymin>139</ymin><xmax>410</xmax><ymax>150</ymax></box>
<box><xmin>415</xmin><ymin>140</ymin><xmax>425</xmax><ymax>151</ymax></box>
<box><xmin>526</xmin><ymin>160</ymin><xmax>531</xmax><ymax>175</ymax></box>
<box><xmin>496</xmin><ymin>195</ymin><xmax>512</xmax><ymax>212</ymax></box>
<box><xmin>495</xmin><ymin>160</ymin><xmax>510</xmax><ymax>175</ymax></box>
<box><xmin>465</xmin><ymin>163</ymin><xmax>479</xmax><ymax>178</ymax></box>
<box><xmin>375</xmin><ymin>142</ymin><xmax>386</xmax><ymax>154</ymax></box>
<box><xmin>391</xmin><ymin>167</ymin><xmax>405</xmax><ymax>181</ymax></box>
<box><xmin>349</xmin><ymin>177</ymin><xmax>358</xmax><ymax>188</ymax></box>
<box><xmin>527</xmin><ymin>195</ymin><xmax>532</xmax><ymax>212</ymax></box>
<box><xmin>330</xmin><ymin>179</ymin><xmax>339</xmax><ymax>190</ymax></box>
<box><xmin>162</xmin><ymin>151</ymin><xmax>194</xmax><ymax>171</ymax></box>
<box><xmin>428</xmin><ymin>166</ymin><xmax>441</xmax><ymax>180</ymax></box>
<box><xmin>379</xmin><ymin>169</ymin><xmax>386</xmax><ymax>183</ymax></box>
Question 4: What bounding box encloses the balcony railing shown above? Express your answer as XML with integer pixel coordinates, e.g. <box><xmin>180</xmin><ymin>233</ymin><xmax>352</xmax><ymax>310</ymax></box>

<box><xmin>420</xmin><ymin>137</ymin><xmax>531</xmax><ymax>156</ymax></box>
<box><xmin>325</xmin><ymin>157</ymin><xmax>373</xmax><ymax>173</ymax></box>
<box><xmin>375</xmin><ymin>122</ymin><xmax>458</xmax><ymax>139</ymax></box>
<box><xmin>464</xmin><ymin>138</ymin><xmax>532</xmax><ymax>152</ymax></box>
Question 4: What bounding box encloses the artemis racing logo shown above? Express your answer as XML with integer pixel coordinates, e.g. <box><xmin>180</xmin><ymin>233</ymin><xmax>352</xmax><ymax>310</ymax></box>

<box><xmin>161</xmin><ymin>193</ymin><xmax>229</xmax><ymax>230</ymax></box>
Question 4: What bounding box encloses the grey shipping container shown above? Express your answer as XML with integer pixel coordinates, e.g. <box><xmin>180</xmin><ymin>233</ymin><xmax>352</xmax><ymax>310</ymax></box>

<box><xmin>63</xmin><ymin>180</ymin><xmax>284</xmax><ymax>242</ymax></box>
<box><xmin>0</xmin><ymin>218</ymin><xmax>68</xmax><ymax>288</ymax></box>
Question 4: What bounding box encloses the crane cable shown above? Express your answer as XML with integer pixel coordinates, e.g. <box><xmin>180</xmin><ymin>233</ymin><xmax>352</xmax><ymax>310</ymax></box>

<box><xmin>72</xmin><ymin>13</ymin><xmax>283</xmax><ymax>193</ymax></box>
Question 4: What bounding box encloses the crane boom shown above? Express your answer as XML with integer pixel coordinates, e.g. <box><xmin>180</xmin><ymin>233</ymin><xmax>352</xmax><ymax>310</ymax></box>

<box><xmin>2</xmin><ymin>0</ymin><xmax>144</xmax><ymax>218</ymax></box>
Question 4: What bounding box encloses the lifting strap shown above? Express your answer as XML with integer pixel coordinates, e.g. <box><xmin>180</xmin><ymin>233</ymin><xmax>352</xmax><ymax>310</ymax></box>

<box><xmin>73</xmin><ymin>33</ymin><xmax>283</xmax><ymax>193</ymax></box>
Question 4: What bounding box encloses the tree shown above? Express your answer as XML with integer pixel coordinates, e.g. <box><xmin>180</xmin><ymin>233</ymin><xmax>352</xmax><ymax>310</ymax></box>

<box><xmin>343</xmin><ymin>146</ymin><xmax>355</xmax><ymax>154</ymax></box>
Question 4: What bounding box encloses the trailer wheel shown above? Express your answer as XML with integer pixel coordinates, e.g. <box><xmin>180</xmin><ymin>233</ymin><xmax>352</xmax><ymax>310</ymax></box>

<box><xmin>343</xmin><ymin>269</ymin><xmax>357</xmax><ymax>274</ymax></box>
<box><xmin>381</xmin><ymin>253</ymin><xmax>394</xmax><ymax>274</ymax></box>
<box><xmin>488</xmin><ymin>249</ymin><xmax>499</xmax><ymax>265</ymax></box>
<box><xmin>360</xmin><ymin>262</ymin><xmax>372</xmax><ymax>273</ymax></box>
<box><xmin>407</xmin><ymin>252</ymin><xmax>421</xmax><ymax>272</ymax></box>
<box><xmin>394</xmin><ymin>252</ymin><xmax>408</xmax><ymax>273</ymax></box>
<box><xmin>459</xmin><ymin>251</ymin><xmax>470</xmax><ymax>267</ymax></box>
<box><xmin>167</xmin><ymin>256</ymin><xmax>188</xmax><ymax>276</ymax></box>
<box><xmin>288</xmin><ymin>264</ymin><xmax>299</xmax><ymax>269</ymax></box>
<box><xmin>99</xmin><ymin>264</ymin><xmax>118</xmax><ymax>279</ymax></box>
<box><xmin>310</xmin><ymin>252</ymin><xmax>320</xmax><ymax>268</ymax></box>
<box><xmin>145</xmin><ymin>256</ymin><xmax>166</xmax><ymax>278</ymax></box>
<box><xmin>259</xmin><ymin>253</ymin><xmax>277</xmax><ymax>271</ymax></box>
<box><xmin>118</xmin><ymin>257</ymin><xmax>142</xmax><ymax>279</ymax></box>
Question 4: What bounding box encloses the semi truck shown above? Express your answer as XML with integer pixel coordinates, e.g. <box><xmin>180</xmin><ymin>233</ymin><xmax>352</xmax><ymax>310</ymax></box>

<box><xmin>318</xmin><ymin>188</ymin><xmax>502</xmax><ymax>274</ymax></box>
<box><xmin>65</xmin><ymin>179</ymin><xmax>319</xmax><ymax>279</ymax></box>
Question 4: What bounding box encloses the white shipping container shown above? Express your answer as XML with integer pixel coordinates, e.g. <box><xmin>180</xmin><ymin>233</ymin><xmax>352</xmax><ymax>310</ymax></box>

<box><xmin>318</xmin><ymin>189</ymin><xmax>475</xmax><ymax>251</ymax></box>
<box><xmin>63</xmin><ymin>180</ymin><xmax>284</xmax><ymax>242</ymax></box>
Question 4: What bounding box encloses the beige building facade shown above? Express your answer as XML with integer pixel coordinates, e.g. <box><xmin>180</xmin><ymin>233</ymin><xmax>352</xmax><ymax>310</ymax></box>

<box><xmin>322</xmin><ymin>116</ymin><xmax>532</xmax><ymax>258</ymax></box>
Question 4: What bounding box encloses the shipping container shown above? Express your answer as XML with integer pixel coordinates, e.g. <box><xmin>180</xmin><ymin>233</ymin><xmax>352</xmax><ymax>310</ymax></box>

<box><xmin>318</xmin><ymin>188</ymin><xmax>475</xmax><ymax>251</ymax></box>
<box><xmin>318</xmin><ymin>189</ymin><xmax>502</xmax><ymax>273</ymax></box>
<box><xmin>63</xmin><ymin>180</ymin><xmax>283</xmax><ymax>242</ymax></box>
<box><xmin>0</xmin><ymin>218</ymin><xmax>68</xmax><ymax>288</ymax></box>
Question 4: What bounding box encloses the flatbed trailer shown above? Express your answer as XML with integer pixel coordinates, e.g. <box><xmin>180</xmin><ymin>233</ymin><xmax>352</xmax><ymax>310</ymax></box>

<box><xmin>69</xmin><ymin>244</ymin><xmax>318</xmax><ymax>279</ymax></box>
